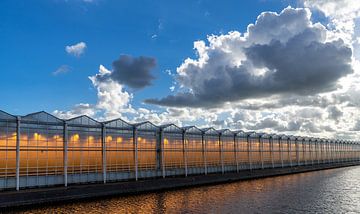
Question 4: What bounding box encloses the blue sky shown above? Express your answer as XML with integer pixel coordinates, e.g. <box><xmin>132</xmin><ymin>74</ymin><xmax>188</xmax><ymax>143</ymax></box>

<box><xmin>0</xmin><ymin>0</ymin><xmax>296</xmax><ymax>114</ymax></box>
<box><xmin>1</xmin><ymin>0</ymin><xmax>360</xmax><ymax>139</ymax></box>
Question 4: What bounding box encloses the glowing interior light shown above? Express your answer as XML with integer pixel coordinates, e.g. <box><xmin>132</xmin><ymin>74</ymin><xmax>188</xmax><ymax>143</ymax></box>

<box><xmin>72</xmin><ymin>134</ymin><xmax>79</xmax><ymax>142</ymax></box>
<box><xmin>88</xmin><ymin>136</ymin><xmax>94</xmax><ymax>142</ymax></box>
<box><xmin>34</xmin><ymin>133</ymin><xmax>39</xmax><ymax>140</ymax></box>
<box><xmin>106</xmin><ymin>136</ymin><xmax>113</xmax><ymax>142</ymax></box>
<box><xmin>116</xmin><ymin>137</ymin><xmax>123</xmax><ymax>143</ymax></box>
<box><xmin>137</xmin><ymin>137</ymin><xmax>142</xmax><ymax>142</ymax></box>
<box><xmin>164</xmin><ymin>138</ymin><xmax>169</xmax><ymax>145</ymax></box>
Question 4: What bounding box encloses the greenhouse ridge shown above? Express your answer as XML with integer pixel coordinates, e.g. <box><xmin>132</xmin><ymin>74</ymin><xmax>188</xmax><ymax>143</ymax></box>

<box><xmin>0</xmin><ymin>110</ymin><xmax>359</xmax><ymax>192</ymax></box>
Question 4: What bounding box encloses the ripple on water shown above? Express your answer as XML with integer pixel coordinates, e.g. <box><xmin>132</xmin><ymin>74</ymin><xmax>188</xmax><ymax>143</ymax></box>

<box><xmin>20</xmin><ymin>166</ymin><xmax>360</xmax><ymax>214</ymax></box>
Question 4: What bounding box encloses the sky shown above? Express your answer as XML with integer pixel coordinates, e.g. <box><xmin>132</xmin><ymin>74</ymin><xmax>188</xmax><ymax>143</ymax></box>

<box><xmin>1</xmin><ymin>0</ymin><xmax>360</xmax><ymax>139</ymax></box>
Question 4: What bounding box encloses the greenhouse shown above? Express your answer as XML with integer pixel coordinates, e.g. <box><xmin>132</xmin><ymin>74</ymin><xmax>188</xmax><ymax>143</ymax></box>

<box><xmin>0</xmin><ymin>110</ymin><xmax>359</xmax><ymax>191</ymax></box>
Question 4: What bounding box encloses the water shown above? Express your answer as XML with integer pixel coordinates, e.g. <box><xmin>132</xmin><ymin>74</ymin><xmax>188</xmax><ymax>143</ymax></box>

<box><xmin>19</xmin><ymin>166</ymin><xmax>360</xmax><ymax>213</ymax></box>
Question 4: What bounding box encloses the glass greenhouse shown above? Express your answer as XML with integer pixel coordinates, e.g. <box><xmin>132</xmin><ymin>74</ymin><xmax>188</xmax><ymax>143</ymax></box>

<box><xmin>0</xmin><ymin>109</ymin><xmax>359</xmax><ymax>191</ymax></box>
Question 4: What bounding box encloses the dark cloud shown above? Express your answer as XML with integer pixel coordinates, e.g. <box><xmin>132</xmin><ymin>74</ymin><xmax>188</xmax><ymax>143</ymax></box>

<box><xmin>145</xmin><ymin>7</ymin><xmax>353</xmax><ymax>108</ymax></box>
<box><xmin>327</xmin><ymin>105</ymin><xmax>343</xmax><ymax>121</ymax></box>
<box><xmin>96</xmin><ymin>55</ymin><xmax>157</xmax><ymax>89</ymax></box>
<box><xmin>147</xmin><ymin>37</ymin><xmax>351</xmax><ymax>108</ymax></box>
<box><xmin>351</xmin><ymin>120</ymin><xmax>360</xmax><ymax>131</ymax></box>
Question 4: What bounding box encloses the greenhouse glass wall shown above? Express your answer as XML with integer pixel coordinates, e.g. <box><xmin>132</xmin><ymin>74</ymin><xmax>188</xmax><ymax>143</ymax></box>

<box><xmin>0</xmin><ymin>111</ymin><xmax>17</xmax><ymax>190</ymax></box>
<box><xmin>183</xmin><ymin>126</ymin><xmax>204</xmax><ymax>175</ymax></box>
<box><xmin>20</xmin><ymin>112</ymin><xmax>64</xmax><ymax>188</ymax></box>
<box><xmin>0</xmin><ymin>110</ymin><xmax>359</xmax><ymax>191</ymax></box>
<box><xmin>104</xmin><ymin>118</ymin><xmax>134</xmax><ymax>182</ymax></box>
<box><xmin>219</xmin><ymin>129</ymin><xmax>236</xmax><ymax>172</ymax></box>
<box><xmin>271</xmin><ymin>134</ymin><xmax>282</xmax><ymax>168</ymax></box>
<box><xmin>133</xmin><ymin>121</ymin><xmax>160</xmax><ymax>179</ymax></box>
<box><xmin>248</xmin><ymin>132</ymin><xmax>262</xmax><ymax>169</ymax></box>
<box><xmin>260</xmin><ymin>134</ymin><xmax>272</xmax><ymax>169</ymax></box>
<box><xmin>202</xmin><ymin>128</ymin><xmax>221</xmax><ymax>174</ymax></box>
<box><xmin>235</xmin><ymin>131</ymin><xmax>250</xmax><ymax>170</ymax></box>
<box><xmin>66</xmin><ymin>115</ymin><xmax>103</xmax><ymax>184</ymax></box>
<box><xmin>161</xmin><ymin>124</ymin><xmax>184</xmax><ymax>177</ymax></box>
<box><xmin>279</xmin><ymin>135</ymin><xmax>290</xmax><ymax>167</ymax></box>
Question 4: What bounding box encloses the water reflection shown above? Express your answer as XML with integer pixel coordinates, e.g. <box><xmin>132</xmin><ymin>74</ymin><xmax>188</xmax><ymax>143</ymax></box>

<box><xmin>22</xmin><ymin>166</ymin><xmax>360</xmax><ymax>213</ymax></box>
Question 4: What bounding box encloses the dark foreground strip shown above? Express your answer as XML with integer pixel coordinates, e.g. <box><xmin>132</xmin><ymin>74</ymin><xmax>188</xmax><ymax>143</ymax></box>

<box><xmin>0</xmin><ymin>162</ymin><xmax>359</xmax><ymax>211</ymax></box>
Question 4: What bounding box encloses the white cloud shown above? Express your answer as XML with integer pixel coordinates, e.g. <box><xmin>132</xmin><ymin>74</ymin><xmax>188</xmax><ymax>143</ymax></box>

<box><xmin>54</xmin><ymin>65</ymin><xmax>132</xmax><ymax>120</ymax></box>
<box><xmin>89</xmin><ymin>65</ymin><xmax>134</xmax><ymax>120</ymax></box>
<box><xmin>54</xmin><ymin>4</ymin><xmax>360</xmax><ymax>140</ymax></box>
<box><xmin>65</xmin><ymin>42</ymin><xmax>87</xmax><ymax>57</ymax></box>
<box><xmin>146</xmin><ymin>7</ymin><xmax>352</xmax><ymax>108</ymax></box>
<box><xmin>53</xmin><ymin>103</ymin><xmax>97</xmax><ymax>119</ymax></box>
<box><xmin>53</xmin><ymin>65</ymin><xmax>71</xmax><ymax>75</ymax></box>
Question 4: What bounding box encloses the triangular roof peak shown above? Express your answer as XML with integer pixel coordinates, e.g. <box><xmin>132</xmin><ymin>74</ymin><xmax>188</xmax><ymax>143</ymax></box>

<box><xmin>104</xmin><ymin>118</ymin><xmax>132</xmax><ymax>128</ymax></box>
<box><xmin>160</xmin><ymin>123</ymin><xmax>183</xmax><ymax>132</ymax></box>
<box><xmin>182</xmin><ymin>126</ymin><xmax>203</xmax><ymax>134</ymax></box>
<box><xmin>22</xmin><ymin>111</ymin><xmax>63</xmax><ymax>123</ymax></box>
<box><xmin>201</xmin><ymin>127</ymin><xmax>219</xmax><ymax>134</ymax></box>
<box><xmin>67</xmin><ymin>115</ymin><xmax>101</xmax><ymax>126</ymax></box>
<box><xmin>133</xmin><ymin>121</ymin><xmax>159</xmax><ymax>131</ymax></box>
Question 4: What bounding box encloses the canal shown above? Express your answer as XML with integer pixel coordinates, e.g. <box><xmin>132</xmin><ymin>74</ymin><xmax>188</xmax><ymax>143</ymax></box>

<box><xmin>18</xmin><ymin>166</ymin><xmax>360</xmax><ymax>213</ymax></box>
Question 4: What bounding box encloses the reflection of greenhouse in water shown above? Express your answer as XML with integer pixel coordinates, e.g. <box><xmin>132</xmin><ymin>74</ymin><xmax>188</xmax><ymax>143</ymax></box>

<box><xmin>0</xmin><ymin>110</ymin><xmax>359</xmax><ymax>191</ymax></box>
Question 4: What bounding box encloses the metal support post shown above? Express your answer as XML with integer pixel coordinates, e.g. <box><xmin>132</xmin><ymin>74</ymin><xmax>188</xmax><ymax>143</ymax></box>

<box><xmin>133</xmin><ymin>127</ymin><xmax>138</xmax><ymax>181</ymax></box>
<box><xmin>63</xmin><ymin>121</ymin><xmax>68</xmax><ymax>187</ymax></box>
<box><xmin>182</xmin><ymin>131</ymin><xmax>188</xmax><ymax>177</ymax></box>
<box><xmin>101</xmin><ymin>124</ymin><xmax>107</xmax><ymax>183</ymax></box>
<box><xmin>15</xmin><ymin>116</ymin><xmax>21</xmax><ymax>191</ymax></box>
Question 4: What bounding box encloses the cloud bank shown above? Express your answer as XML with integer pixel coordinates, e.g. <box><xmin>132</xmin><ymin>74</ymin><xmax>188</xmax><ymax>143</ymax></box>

<box><xmin>54</xmin><ymin>4</ymin><xmax>360</xmax><ymax>140</ymax></box>
<box><xmin>146</xmin><ymin>7</ymin><xmax>353</xmax><ymax>108</ymax></box>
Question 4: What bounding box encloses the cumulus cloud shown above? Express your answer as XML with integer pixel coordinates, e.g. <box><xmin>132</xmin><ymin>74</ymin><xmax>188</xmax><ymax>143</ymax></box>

<box><xmin>93</xmin><ymin>55</ymin><xmax>157</xmax><ymax>89</ymax></box>
<box><xmin>303</xmin><ymin>0</ymin><xmax>360</xmax><ymax>42</ymax></box>
<box><xmin>54</xmin><ymin>65</ymin><xmax>134</xmax><ymax>120</ymax></box>
<box><xmin>89</xmin><ymin>65</ymin><xmax>134</xmax><ymax>119</ymax></box>
<box><xmin>53</xmin><ymin>103</ymin><xmax>96</xmax><ymax>119</ymax></box>
<box><xmin>65</xmin><ymin>42</ymin><xmax>87</xmax><ymax>57</ymax></box>
<box><xmin>146</xmin><ymin>7</ymin><xmax>353</xmax><ymax>108</ymax></box>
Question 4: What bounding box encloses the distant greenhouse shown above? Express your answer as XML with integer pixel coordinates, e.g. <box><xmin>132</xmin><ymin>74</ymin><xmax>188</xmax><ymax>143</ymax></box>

<box><xmin>0</xmin><ymin>110</ymin><xmax>359</xmax><ymax>191</ymax></box>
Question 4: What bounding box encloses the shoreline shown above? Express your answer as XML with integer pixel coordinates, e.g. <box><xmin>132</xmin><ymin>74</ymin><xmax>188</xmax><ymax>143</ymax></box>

<box><xmin>1</xmin><ymin>162</ymin><xmax>359</xmax><ymax>210</ymax></box>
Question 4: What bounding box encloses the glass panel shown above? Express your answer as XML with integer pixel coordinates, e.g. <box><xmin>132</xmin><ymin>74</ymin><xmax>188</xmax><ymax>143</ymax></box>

<box><xmin>250</xmin><ymin>137</ymin><xmax>261</xmax><ymax>167</ymax></box>
<box><xmin>163</xmin><ymin>132</ymin><xmax>184</xmax><ymax>170</ymax></box>
<box><xmin>222</xmin><ymin>136</ymin><xmax>235</xmax><ymax>166</ymax></box>
<box><xmin>20</xmin><ymin>123</ymin><xmax>64</xmax><ymax>177</ymax></box>
<box><xmin>67</xmin><ymin>126</ymin><xmax>102</xmax><ymax>175</ymax></box>
<box><xmin>205</xmin><ymin>135</ymin><xmax>221</xmax><ymax>167</ymax></box>
<box><xmin>0</xmin><ymin>121</ymin><xmax>17</xmax><ymax>181</ymax></box>
<box><xmin>186</xmin><ymin>134</ymin><xmax>203</xmax><ymax>168</ymax></box>
<box><xmin>137</xmin><ymin>131</ymin><xmax>157</xmax><ymax>170</ymax></box>
<box><xmin>261</xmin><ymin>138</ymin><xmax>271</xmax><ymax>165</ymax></box>
<box><xmin>236</xmin><ymin>136</ymin><xmax>249</xmax><ymax>169</ymax></box>
<box><xmin>105</xmin><ymin>129</ymin><xmax>134</xmax><ymax>172</ymax></box>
